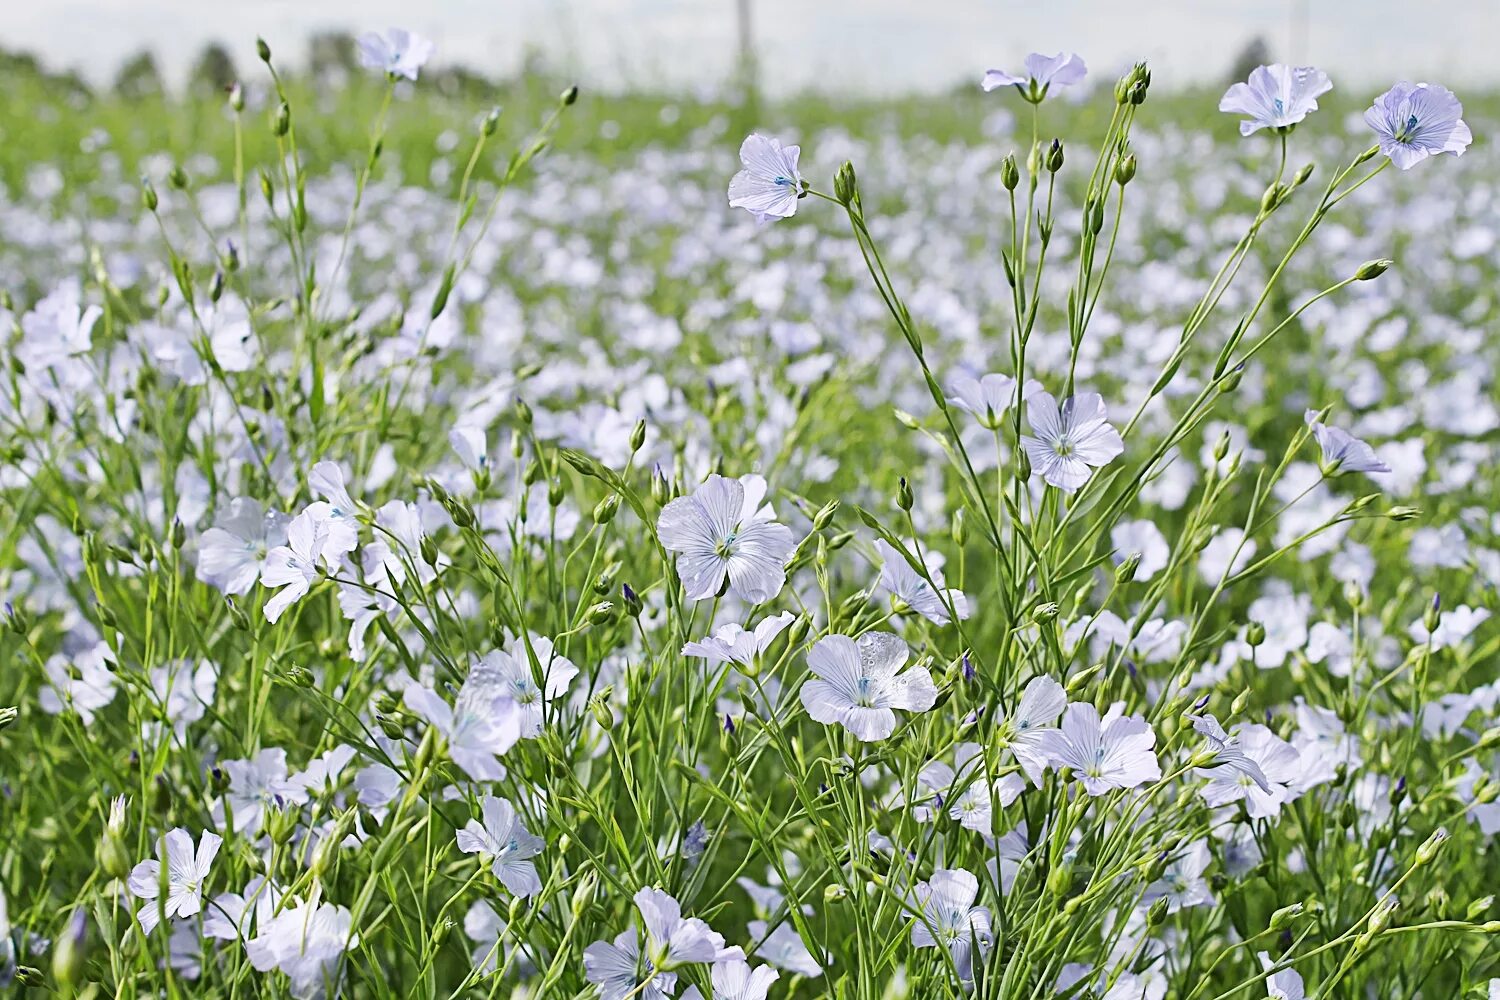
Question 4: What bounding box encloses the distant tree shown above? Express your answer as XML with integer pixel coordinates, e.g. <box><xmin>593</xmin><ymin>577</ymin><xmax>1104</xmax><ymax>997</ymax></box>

<box><xmin>1227</xmin><ymin>37</ymin><xmax>1272</xmax><ymax>84</ymax></box>
<box><xmin>113</xmin><ymin>50</ymin><xmax>165</xmax><ymax>100</ymax></box>
<box><xmin>189</xmin><ymin>42</ymin><xmax>237</xmax><ymax>95</ymax></box>
<box><xmin>308</xmin><ymin>30</ymin><xmax>359</xmax><ymax>80</ymax></box>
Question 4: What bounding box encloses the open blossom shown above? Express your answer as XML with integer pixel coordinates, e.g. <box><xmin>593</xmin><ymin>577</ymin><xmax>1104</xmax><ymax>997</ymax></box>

<box><xmin>584</xmin><ymin>928</ymin><xmax>676</xmax><ymax>1000</ymax></box>
<box><xmin>356</xmin><ymin>28</ymin><xmax>435</xmax><ymax>80</ymax></box>
<box><xmin>689</xmin><ymin>960</ymin><xmax>779</xmax><ymax>1000</ymax></box>
<box><xmin>218</xmin><ymin>748</ymin><xmax>309</xmax><ymax>834</ymax></box>
<box><xmin>127</xmin><ymin>828</ymin><xmax>222</xmax><ymax>933</ymax></box>
<box><xmin>947</xmin><ymin>371</ymin><xmax>1018</xmax><ymax>428</ymax></box>
<box><xmin>247</xmin><ymin>896</ymin><xmax>358</xmax><ymax>999</ymax></box>
<box><xmin>1021</xmin><ymin>390</ymin><xmax>1124</xmax><ymax>493</ymax></box>
<box><xmin>909</xmin><ymin>868</ymin><xmax>992</xmax><ymax>976</ymax></box>
<box><xmin>197</xmin><ymin>497</ymin><xmax>290</xmax><ymax>596</ymax></box>
<box><xmin>1219</xmin><ymin>64</ymin><xmax>1332</xmax><ymax>135</ymax></box>
<box><xmin>982</xmin><ymin>52</ymin><xmax>1086</xmax><ymax>97</ymax></box>
<box><xmin>917</xmin><ymin>742</ymin><xmax>1024</xmax><ymax>833</ymax></box>
<box><xmin>875</xmin><ymin>539</ymin><xmax>969</xmax><ymax>625</ymax></box>
<box><xmin>1189</xmin><ymin>714</ymin><xmax>1271</xmax><ymax>794</ymax></box>
<box><xmin>1305</xmin><ymin>410</ymin><xmax>1390</xmax><ymax>477</ymax></box>
<box><xmin>260</xmin><ymin>511</ymin><xmax>330</xmax><ymax>623</ymax></box>
<box><xmin>456</xmin><ymin>795</ymin><xmax>545</xmax><ymax>897</ymax></box>
<box><xmin>727</xmin><ymin>134</ymin><xmax>803</xmax><ymax>223</ymax></box>
<box><xmin>658</xmin><ymin>473</ymin><xmax>797</xmax><ymax>604</ymax></box>
<box><xmin>468</xmin><ymin>640</ymin><xmax>578</xmax><ymax>736</ymax></box>
<box><xmin>682</xmin><ymin>611</ymin><xmax>796</xmax><ymax>667</ymax></box>
<box><xmin>1259</xmin><ymin>952</ymin><xmax>1306</xmax><ymax>1000</ymax></box>
<box><xmin>404</xmin><ymin>680</ymin><xmax>522</xmax><ymax>781</ymax></box>
<box><xmin>800</xmin><ymin>632</ymin><xmax>937</xmax><ymax>742</ymax></box>
<box><xmin>636</xmin><ymin>887</ymin><xmax>733</xmax><ymax>969</ymax></box>
<box><xmin>1039</xmin><ymin>702</ymin><xmax>1161</xmax><ymax>795</ymax></box>
<box><xmin>306</xmin><ymin>461</ymin><xmax>362</xmax><ymax>561</ymax></box>
<box><xmin>1144</xmin><ymin>839</ymin><xmax>1215</xmax><ymax>912</ymax></box>
<box><xmin>1365</xmin><ymin>82</ymin><xmax>1472</xmax><ymax>169</ymax></box>
<box><xmin>1199</xmin><ymin>723</ymin><xmax>1303</xmax><ymax>819</ymax></box>
<box><xmin>997</xmin><ymin>675</ymin><xmax>1067</xmax><ymax>783</ymax></box>
<box><xmin>39</xmin><ymin>642</ymin><xmax>116</xmax><ymax>724</ymax></box>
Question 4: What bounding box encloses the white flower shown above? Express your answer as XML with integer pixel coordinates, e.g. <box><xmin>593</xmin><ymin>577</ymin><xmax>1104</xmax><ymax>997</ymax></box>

<box><xmin>260</xmin><ymin>511</ymin><xmax>330</xmax><ymax>624</ymax></box>
<box><xmin>246</xmin><ymin>896</ymin><xmax>358</xmax><ymax>1000</ymax></box>
<box><xmin>1409</xmin><ymin>604</ymin><xmax>1490</xmax><ymax>650</ymax></box>
<box><xmin>456</xmin><ymin>795</ymin><xmax>545</xmax><ymax>897</ymax></box>
<box><xmin>1039</xmin><ymin>703</ymin><xmax>1161</xmax><ymax>795</ymax></box>
<box><xmin>1111</xmin><ymin>519</ymin><xmax>1170</xmax><ymax>581</ymax></box>
<box><xmin>946</xmin><ymin>371</ymin><xmax>1017</xmax><ymax>428</ymax></box>
<box><xmin>1305</xmin><ymin>410</ymin><xmax>1390</xmax><ymax>477</ymax></box>
<box><xmin>1259</xmin><ymin>952</ymin><xmax>1306</xmax><ymax>1000</ymax></box>
<box><xmin>874</xmin><ymin>539</ymin><xmax>969</xmax><ymax>626</ymax></box>
<box><xmin>403</xmin><ymin>681</ymin><xmax>522</xmax><ymax>782</ymax></box>
<box><xmin>219</xmin><ymin>748</ymin><xmax>309</xmax><ymax>835</ymax></box>
<box><xmin>917</xmin><ymin>742</ymin><xmax>1024</xmax><ymax>833</ymax></box>
<box><xmin>658</xmin><ymin>473</ymin><xmax>797</xmax><ymax>604</ymax></box>
<box><xmin>127</xmin><ymin>828</ymin><xmax>222</xmax><ymax>934</ymax></box>
<box><xmin>909</xmin><ymin>868</ymin><xmax>992</xmax><ymax>977</ymax></box>
<box><xmin>1143</xmin><ymin>839</ymin><xmax>1215</xmax><ymax>912</ymax></box>
<box><xmin>998</xmin><ymin>676</ymin><xmax>1067</xmax><ymax>783</ymax></box>
<box><xmin>1198</xmin><ymin>724</ymin><xmax>1302</xmax><ymax>819</ymax></box>
<box><xmin>449</xmin><ymin>424</ymin><xmax>489</xmax><ymax>473</ymax></box>
<box><xmin>747</xmin><ymin>919</ymin><xmax>822</xmax><ymax>977</ymax></box>
<box><xmin>1021</xmin><ymin>390</ymin><xmax>1124</xmax><ymax>493</ymax></box>
<box><xmin>635</xmin><ymin>886</ymin><xmax>731</xmax><ymax>969</ymax></box>
<box><xmin>468</xmin><ymin>637</ymin><xmax>579</xmax><ymax>737</ymax></box>
<box><xmin>39</xmin><ymin>642</ymin><xmax>116</xmax><ymax>724</ymax></box>
<box><xmin>584</xmin><ymin>928</ymin><xmax>675</xmax><ymax>1000</ymax></box>
<box><xmin>708</xmin><ymin>959</ymin><xmax>779</xmax><ymax>1000</ymax></box>
<box><xmin>1219</xmin><ymin>65</ymin><xmax>1333</xmax><ymax>135</ymax></box>
<box><xmin>800</xmin><ymin>632</ymin><xmax>938</xmax><ymax>742</ymax></box>
<box><xmin>727</xmin><ymin>134</ymin><xmax>803</xmax><ymax>223</ymax></box>
<box><xmin>681</xmin><ymin>612</ymin><xmax>796</xmax><ymax>667</ymax></box>
<box><xmin>197</xmin><ymin>497</ymin><xmax>289</xmax><ymax>596</ymax></box>
<box><xmin>356</xmin><ymin>28</ymin><xmax>435</xmax><ymax>80</ymax></box>
<box><xmin>305</xmin><ymin>461</ymin><xmax>362</xmax><ymax>562</ymax></box>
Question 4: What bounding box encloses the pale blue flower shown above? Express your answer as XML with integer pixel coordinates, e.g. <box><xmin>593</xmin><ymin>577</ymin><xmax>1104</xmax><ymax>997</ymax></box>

<box><xmin>982</xmin><ymin>52</ymin><xmax>1086</xmax><ymax>100</ymax></box>
<box><xmin>1365</xmin><ymin>82</ymin><xmax>1472</xmax><ymax>169</ymax></box>
<box><xmin>1219</xmin><ymin>64</ymin><xmax>1332</xmax><ymax>135</ymax></box>
<box><xmin>357</xmin><ymin>28</ymin><xmax>435</xmax><ymax>81</ymax></box>
<box><xmin>728</xmin><ymin>134</ymin><xmax>803</xmax><ymax>223</ymax></box>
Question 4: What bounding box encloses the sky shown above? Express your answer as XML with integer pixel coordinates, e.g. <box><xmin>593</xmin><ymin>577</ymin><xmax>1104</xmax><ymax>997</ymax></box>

<box><xmin>8</xmin><ymin>0</ymin><xmax>1500</xmax><ymax>96</ymax></box>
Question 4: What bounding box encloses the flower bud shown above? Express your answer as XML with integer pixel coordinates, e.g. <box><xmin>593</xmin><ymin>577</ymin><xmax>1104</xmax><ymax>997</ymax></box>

<box><xmin>1231</xmin><ymin>687</ymin><xmax>1251</xmax><ymax>715</ymax></box>
<box><xmin>1415</xmin><ymin>827</ymin><xmax>1449</xmax><ymax>866</ymax></box>
<box><xmin>97</xmin><ymin>796</ymin><xmax>132</xmax><ymax>880</ymax></box>
<box><xmin>593</xmin><ymin>494</ymin><xmax>620</xmax><ymax>525</ymax></box>
<box><xmin>52</xmin><ymin>909</ymin><xmax>88</xmax><ymax>994</ymax></box>
<box><xmin>571</xmin><ymin>871</ymin><xmax>598</xmax><ymax>920</ymax></box>
<box><xmin>1423</xmin><ymin>594</ymin><xmax>1442</xmax><ymax>633</ymax></box>
<box><xmin>560</xmin><ymin>84</ymin><xmax>579</xmax><ymax>106</ymax></box>
<box><xmin>834</xmin><ymin>161</ymin><xmax>858</xmax><ymax>206</ymax></box>
<box><xmin>812</xmin><ymin>499</ymin><xmax>840</xmax><ymax>532</ymax></box>
<box><xmin>1032</xmin><ymin>602</ymin><xmax>1060</xmax><ymax>623</ymax></box>
<box><xmin>1245</xmin><ymin>621</ymin><xmax>1266</xmax><ymax>647</ymax></box>
<box><xmin>1386</xmin><ymin>505</ymin><xmax>1421</xmax><ymax>521</ymax></box>
<box><xmin>1114</xmin><ymin>552</ymin><xmax>1141</xmax><ymax>585</ymax></box>
<box><xmin>256</xmin><ymin>37</ymin><xmax>272</xmax><ymax>63</ymax></box>
<box><xmin>586</xmin><ymin>601</ymin><xmax>615</xmax><ymax>625</ymax></box>
<box><xmin>1000</xmin><ymin>154</ymin><xmax>1020</xmax><ymax>191</ymax></box>
<box><xmin>1115</xmin><ymin>154</ymin><xmax>1137</xmax><ymax>185</ymax></box>
<box><xmin>482</xmin><ymin>107</ymin><xmax>501</xmax><ymax>136</ymax></box>
<box><xmin>588</xmin><ymin>694</ymin><xmax>615</xmax><ymax>731</ymax></box>
<box><xmin>951</xmin><ymin>508</ymin><xmax>967</xmax><ymax>547</ymax></box>
<box><xmin>630</xmin><ymin>419</ymin><xmax>647</xmax><ymax>453</ymax></box>
<box><xmin>1146</xmin><ymin>897</ymin><xmax>1169</xmax><ymax>928</ymax></box>
<box><xmin>272</xmin><ymin>102</ymin><xmax>290</xmax><ymax>138</ymax></box>
<box><xmin>229</xmin><ymin>82</ymin><xmax>245</xmax><ymax>112</ymax></box>
<box><xmin>1045</xmin><ymin>139</ymin><xmax>1065</xmax><ymax>173</ymax></box>
<box><xmin>896</xmin><ymin>477</ymin><xmax>913</xmax><ymax>512</ymax></box>
<box><xmin>620</xmin><ymin>583</ymin><xmax>643</xmax><ymax>619</ymax></box>
<box><xmin>142</xmin><ymin>180</ymin><xmax>159</xmax><ymax>212</ymax></box>
<box><xmin>1355</xmin><ymin>259</ymin><xmax>1393</xmax><ymax>281</ymax></box>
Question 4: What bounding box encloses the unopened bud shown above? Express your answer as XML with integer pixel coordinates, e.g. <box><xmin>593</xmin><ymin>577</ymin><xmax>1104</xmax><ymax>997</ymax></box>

<box><xmin>256</xmin><ymin>37</ymin><xmax>272</xmax><ymax>63</ymax></box>
<box><xmin>896</xmin><ymin>477</ymin><xmax>913</xmax><ymax>512</ymax></box>
<box><xmin>272</xmin><ymin>102</ymin><xmax>290</xmax><ymax>137</ymax></box>
<box><xmin>1000</xmin><ymin>154</ymin><xmax>1020</xmax><ymax>191</ymax></box>
<box><xmin>1046</xmin><ymin>139</ymin><xmax>1065</xmax><ymax>173</ymax></box>
<box><xmin>52</xmin><ymin>908</ymin><xmax>88</xmax><ymax>993</ymax></box>
<box><xmin>1355</xmin><ymin>259</ymin><xmax>1393</xmax><ymax>281</ymax></box>
<box><xmin>1415</xmin><ymin>827</ymin><xmax>1449</xmax><ymax>866</ymax></box>
<box><xmin>1115</xmin><ymin>154</ymin><xmax>1137</xmax><ymax>186</ymax></box>
<box><xmin>812</xmin><ymin>499</ymin><xmax>840</xmax><ymax>531</ymax></box>
<box><xmin>834</xmin><ymin>161</ymin><xmax>858</xmax><ymax>206</ymax></box>
<box><xmin>1114</xmin><ymin>552</ymin><xmax>1141</xmax><ymax>585</ymax></box>
<box><xmin>593</xmin><ymin>494</ymin><xmax>620</xmax><ymax>525</ymax></box>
